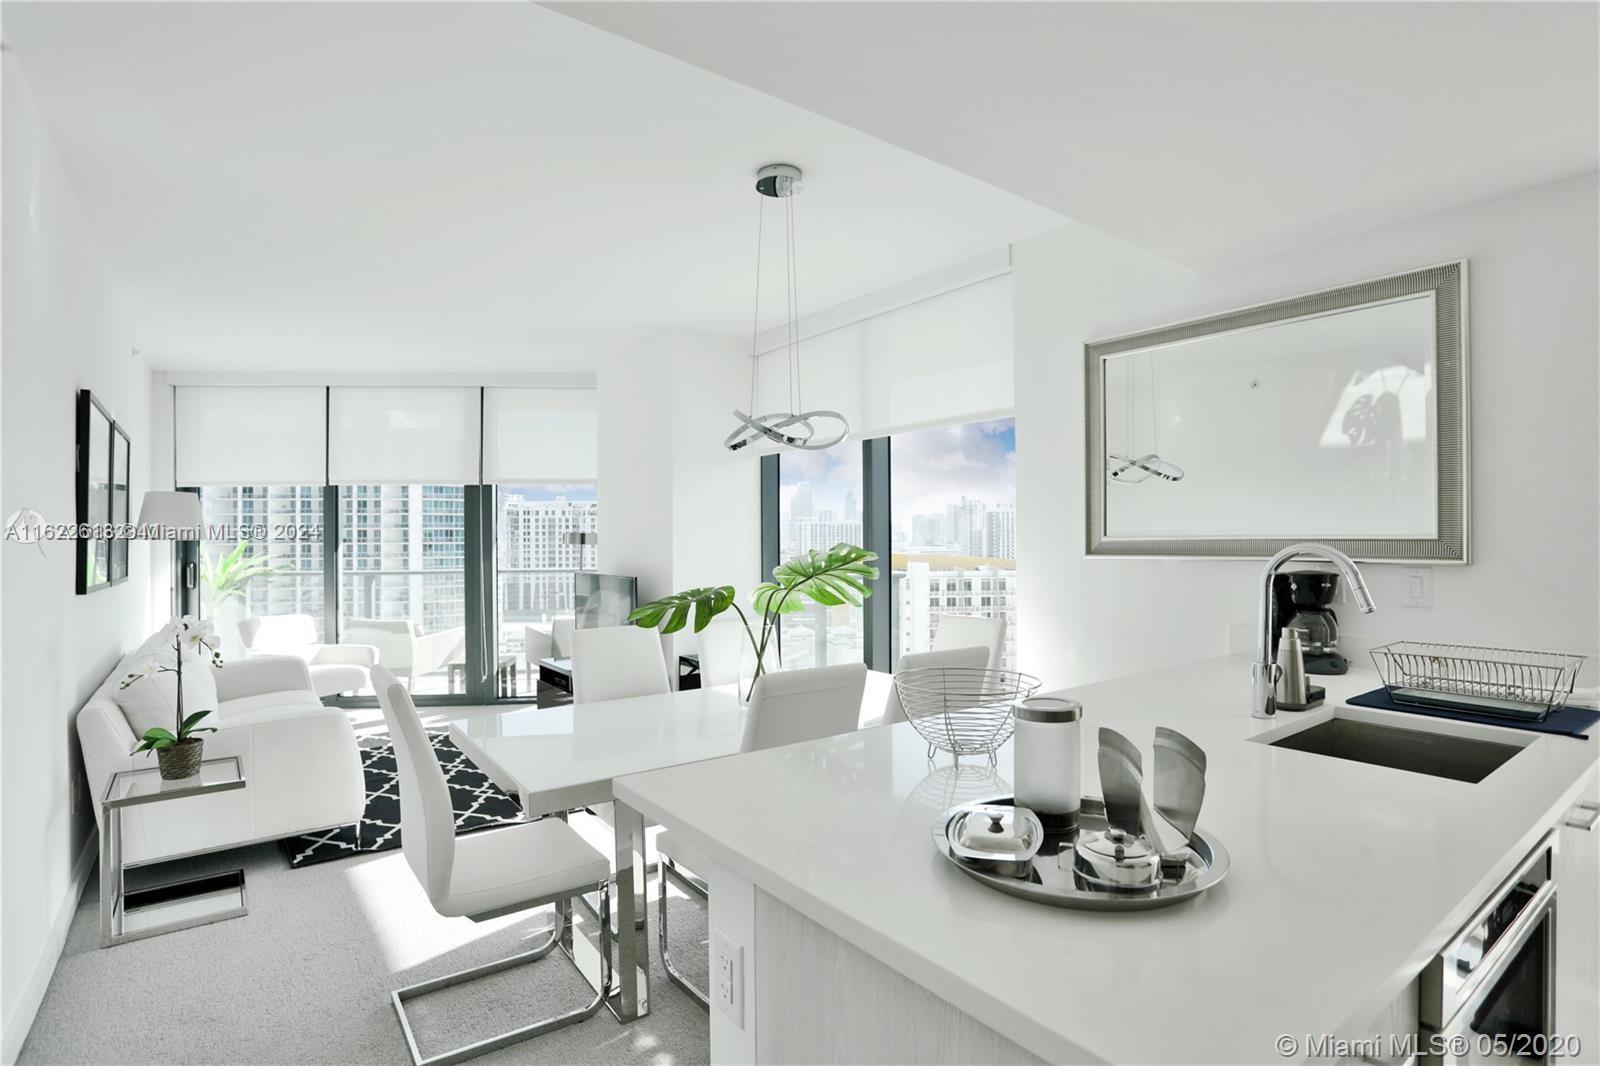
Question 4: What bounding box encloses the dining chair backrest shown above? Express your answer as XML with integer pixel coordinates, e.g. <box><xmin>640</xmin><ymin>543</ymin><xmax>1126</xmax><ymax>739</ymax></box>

<box><xmin>695</xmin><ymin>616</ymin><xmax>745</xmax><ymax>688</ymax></box>
<box><xmin>570</xmin><ymin>625</ymin><xmax>670</xmax><ymax>704</ymax></box>
<box><xmin>883</xmin><ymin>645</ymin><xmax>990</xmax><ymax>725</ymax></box>
<box><xmin>931</xmin><ymin>613</ymin><xmax>1007</xmax><ymax>670</ymax></box>
<box><xmin>372</xmin><ymin>664</ymin><xmax>456</xmax><ymax>908</ymax></box>
<box><xmin>741</xmin><ymin>662</ymin><xmax>868</xmax><ymax>753</ymax></box>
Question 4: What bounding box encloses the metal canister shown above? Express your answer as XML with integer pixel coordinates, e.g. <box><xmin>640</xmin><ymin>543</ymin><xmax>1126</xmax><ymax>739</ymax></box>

<box><xmin>1013</xmin><ymin>696</ymin><xmax>1083</xmax><ymax>824</ymax></box>
<box><xmin>1276</xmin><ymin>627</ymin><xmax>1310</xmax><ymax>707</ymax></box>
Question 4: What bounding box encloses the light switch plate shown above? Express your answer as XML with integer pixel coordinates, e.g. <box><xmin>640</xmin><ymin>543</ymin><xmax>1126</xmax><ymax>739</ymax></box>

<box><xmin>1402</xmin><ymin>568</ymin><xmax>1434</xmax><ymax>609</ymax></box>
<box><xmin>712</xmin><ymin>928</ymin><xmax>744</xmax><ymax>1028</ymax></box>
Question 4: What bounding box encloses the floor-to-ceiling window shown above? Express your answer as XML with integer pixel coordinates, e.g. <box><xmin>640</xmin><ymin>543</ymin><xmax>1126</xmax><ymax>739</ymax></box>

<box><xmin>776</xmin><ymin>445</ymin><xmax>866</xmax><ymax>668</ymax></box>
<box><xmin>197</xmin><ymin>485</ymin><xmax>326</xmax><ymax>660</ymax></box>
<box><xmin>337</xmin><ymin>484</ymin><xmax>467</xmax><ymax>697</ymax></box>
<box><xmin>890</xmin><ymin>418</ymin><xmax>1018</xmax><ymax>669</ymax></box>
<box><xmin>760</xmin><ymin>416</ymin><xmax>1018</xmax><ymax>674</ymax></box>
<box><xmin>494</xmin><ymin>482</ymin><xmax>597</xmax><ymax>698</ymax></box>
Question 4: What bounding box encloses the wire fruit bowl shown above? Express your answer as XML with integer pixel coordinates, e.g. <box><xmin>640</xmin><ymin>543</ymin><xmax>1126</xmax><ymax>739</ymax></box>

<box><xmin>895</xmin><ymin>667</ymin><xmax>1042</xmax><ymax>762</ymax></box>
<box><xmin>1371</xmin><ymin>641</ymin><xmax>1587</xmax><ymax>721</ymax></box>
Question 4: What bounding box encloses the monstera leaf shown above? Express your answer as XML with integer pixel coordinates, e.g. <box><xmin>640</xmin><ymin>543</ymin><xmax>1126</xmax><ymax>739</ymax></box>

<box><xmin>627</xmin><ymin>585</ymin><xmax>737</xmax><ymax>634</ymax></box>
<box><xmin>751</xmin><ymin>543</ymin><xmax>878</xmax><ymax>616</ymax></box>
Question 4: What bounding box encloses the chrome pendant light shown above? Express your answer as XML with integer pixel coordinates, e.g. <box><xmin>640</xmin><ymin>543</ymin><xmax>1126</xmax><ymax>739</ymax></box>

<box><xmin>725</xmin><ymin>163</ymin><xmax>849</xmax><ymax>453</ymax></box>
<box><xmin>1107</xmin><ymin>352</ymin><xmax>1185</xmax><ymax>483</ymax></box>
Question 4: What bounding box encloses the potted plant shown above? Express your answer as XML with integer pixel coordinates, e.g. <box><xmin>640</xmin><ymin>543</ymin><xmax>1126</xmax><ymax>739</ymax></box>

<box><xmin>628</xmin><ymin>543</ymin><xmax>877</xmax><ymax>701</ymax></box>
<box><xmin>120</xmin><ymin>618</ymin><xmax>223</xmax><ymax>780</ymax></box>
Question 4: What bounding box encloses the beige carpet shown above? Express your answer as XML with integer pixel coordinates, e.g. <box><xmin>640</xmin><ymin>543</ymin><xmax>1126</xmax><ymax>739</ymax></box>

<box><xmin>19</xmin><ymin>840</ymin><xmax>710</xmax><ymax>1065</ymax></box>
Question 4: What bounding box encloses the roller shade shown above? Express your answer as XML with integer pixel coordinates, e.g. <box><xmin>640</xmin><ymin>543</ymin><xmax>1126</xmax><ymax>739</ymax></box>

<box><xmin>327</xmin><ymin>387</ymin><xmax>481</xmax><ymax>484</ymax></box>
<box><xmin>750</xmin><ymin>273</ymin><xmax>1013</xmax><ymax>449</ymax></box>
<box><xmin>482</xmin><ymin>387</ymin><xmax>597</xmax><ymax>483</ymax></box>
<box><xmin>175</xmin><ymin>386</ymin><xmax>327</xmax><ymax>485</ymax></box>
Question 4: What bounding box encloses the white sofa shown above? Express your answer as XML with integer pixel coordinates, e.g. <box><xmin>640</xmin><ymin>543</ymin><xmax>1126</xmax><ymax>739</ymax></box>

<box><xmin>237</xmin><ymin>614</ymin><xmax>377</xmax><ymax>698</ymax></box>
<box><xmin>77</xmin><ymin>651</ymin><xmax>365</xmax><ymax>866</ymax></box>
<box><xmin>342</xmin><ymin>619</ymin><xmax>465</xmax><ymax>689</ymax></box>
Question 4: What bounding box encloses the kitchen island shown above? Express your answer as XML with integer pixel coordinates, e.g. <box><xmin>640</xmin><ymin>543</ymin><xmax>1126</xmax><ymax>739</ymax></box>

<box><xmin>613</xmin><ymin>655</ymin><xmax>1600</xmax><ymax>1064</ymax></box>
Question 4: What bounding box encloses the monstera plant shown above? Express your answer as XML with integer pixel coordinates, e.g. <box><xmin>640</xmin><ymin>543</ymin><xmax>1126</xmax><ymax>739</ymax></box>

<box><xmin>628</xmin><ymin>543</ymin><xmax>877</xmax><ymax>699</ymax></box>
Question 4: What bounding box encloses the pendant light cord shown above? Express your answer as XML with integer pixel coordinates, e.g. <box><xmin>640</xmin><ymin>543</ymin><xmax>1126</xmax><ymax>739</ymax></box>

<box><xmin>749</xmin><ymin>194</ymin><xmax>765</xmax><ymax>416</ymax></box>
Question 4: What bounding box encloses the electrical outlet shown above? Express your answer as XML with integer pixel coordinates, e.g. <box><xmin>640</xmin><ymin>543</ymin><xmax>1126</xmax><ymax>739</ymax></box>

<box><xmin>712</xmin><ymin>927</ymin><xmax>744</xmax><ymax>1028</ymax></box>
<box><xmin>1402</xmin><ymin>567</ymin><xmax>1434</xmax><ymax>609</ymax></box>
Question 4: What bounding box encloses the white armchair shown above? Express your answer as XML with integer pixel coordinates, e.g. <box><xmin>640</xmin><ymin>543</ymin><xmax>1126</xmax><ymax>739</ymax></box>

<box><xmin>341</xmin><ymin>618</ymin><xmax>465</xmax><ymax>690</ymax></box>
<box><xmin>522</xmin><ymin>616</ymin><xmax>575</xmax><ymax>666</ymax></box>
<box><xmin>237</xmin><ymin>614</ymin><xmax>377</xmax><ymax>698</ymax></box>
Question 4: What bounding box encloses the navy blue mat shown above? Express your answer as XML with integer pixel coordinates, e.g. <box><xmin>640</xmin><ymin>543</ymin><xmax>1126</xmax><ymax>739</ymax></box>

<box><xmin>1345</xmin><ymin>687</ymin><xmax>1598</xmax><ymax>740</ymax></box>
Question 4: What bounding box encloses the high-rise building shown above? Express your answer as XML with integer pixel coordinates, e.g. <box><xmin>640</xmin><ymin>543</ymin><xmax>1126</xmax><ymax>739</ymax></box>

<box><xmin>945</xmin><ymin>497</ymin><xmax>987</xmax><ymax>557</ymax></box>
<box><xmin>910</xmin><ymin>513</ymin><xmax>946</xmax><ymax>549</ymax></box>
<box><xmin>497</xmin><ymin>494</ymin><xmax>598</xmax><ymax>621</ymax></box>
<box><xmin>983</xmin><ymin>503</ymin><xmax>1017</xmax><ymax>560</ymax></box>
<box><xmin>896</xmin><ymin>560</ymin><xmax>1018</xmax><ymax>670</ymax></box>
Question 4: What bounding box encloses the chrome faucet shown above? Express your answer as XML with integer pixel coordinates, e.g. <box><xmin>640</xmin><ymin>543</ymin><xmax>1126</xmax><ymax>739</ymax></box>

<box><xmin>1253</xmin><ymin>543</ymin><xmax>1375</xmax><ymax>719</ymax></box>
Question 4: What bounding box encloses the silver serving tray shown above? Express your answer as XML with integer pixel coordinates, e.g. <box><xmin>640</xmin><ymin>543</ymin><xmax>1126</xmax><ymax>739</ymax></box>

<box><xmin>933</xmin><ymin>795</ymin><xmax>1230</xmax><ymax>911</ymax></box>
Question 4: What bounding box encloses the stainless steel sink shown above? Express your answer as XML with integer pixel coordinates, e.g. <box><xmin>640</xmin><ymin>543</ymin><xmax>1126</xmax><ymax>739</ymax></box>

<box><xmin>1263</xmin><ymin>713</ymin><xmax>1527</xmax><ymax>783</ymax></box>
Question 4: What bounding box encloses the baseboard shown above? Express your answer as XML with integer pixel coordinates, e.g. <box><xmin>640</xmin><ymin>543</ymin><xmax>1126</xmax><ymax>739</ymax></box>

<box><xmin>2</xmin><ymin>832</ymin><xmax>97</xmax><ymax>1066</ymax></box>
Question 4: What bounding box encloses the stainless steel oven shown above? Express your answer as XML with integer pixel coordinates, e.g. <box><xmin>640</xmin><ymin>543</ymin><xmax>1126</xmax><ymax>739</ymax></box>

<box><xmin>1421</xmin><ymin>833</ymin><xmax>1557</xmax><ymax>1065</ymax></box>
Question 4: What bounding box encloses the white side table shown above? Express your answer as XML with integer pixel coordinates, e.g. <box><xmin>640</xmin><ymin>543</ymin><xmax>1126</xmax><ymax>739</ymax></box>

<box><xmin>99</xmin><ymin>756</ymin><xmax>248</xmax><ymax>948</ymax></box>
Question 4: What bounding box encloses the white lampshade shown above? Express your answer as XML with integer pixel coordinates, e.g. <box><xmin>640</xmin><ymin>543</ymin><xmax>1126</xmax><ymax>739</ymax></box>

<box><xmin>137</xmin><ymin>491</ymin><xmax>202</xmax><ymax>535</ymax></box>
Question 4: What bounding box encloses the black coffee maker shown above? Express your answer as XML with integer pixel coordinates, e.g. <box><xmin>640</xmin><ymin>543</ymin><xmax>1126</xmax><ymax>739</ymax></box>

<box><xmin>1271</xmin><ymin>570</ymin><xmax>1348</xmax><ymax>675</ymax></box>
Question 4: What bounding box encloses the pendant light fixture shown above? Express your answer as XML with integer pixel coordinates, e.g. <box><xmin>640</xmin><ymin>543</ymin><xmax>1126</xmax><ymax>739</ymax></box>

<box><xmin>1108</xmin><ymin>352</ymin><xmax>1185</xmax><ymax>483</ymax></box>
<box><xmin>725</xmin><ymin>163</ymin><xmax>849</xmax><ymax>453</ymax></box>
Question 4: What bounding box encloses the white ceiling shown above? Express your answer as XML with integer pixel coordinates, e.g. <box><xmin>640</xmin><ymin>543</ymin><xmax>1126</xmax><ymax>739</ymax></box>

<box><xmin>555</xmin><ymin>1</ymin><xmax>1600</xmax><ymax>268</ymax></box>
<box><xmin>1</xmin><ymin>2</ymin><xmax>1062</xmax><ymax>371</ymax></box>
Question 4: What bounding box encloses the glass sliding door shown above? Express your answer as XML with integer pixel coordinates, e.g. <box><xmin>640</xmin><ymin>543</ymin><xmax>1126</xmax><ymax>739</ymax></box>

<box><xmin>337</xmin><ymin>484</ymin><xmax>468</xmax><ymax>697</ymax></box>
<box><xmin>777</xmin><ymin>446</ymin><xmax>866</xmax><ymax>668</ymax></box>
<box><xmin>197</xmin><ymin>485</ymin><xmax>326</xmax><ymax>660</ymax></box>
<box><xmin>493</xmin><ymin>483</ymin><xmax>597</xmax><ymax>699</ymax></box>
<box><xmin>890</xmin><ymin>418</ymin><xmax>1018</xmax><ymax>669</ymax></box>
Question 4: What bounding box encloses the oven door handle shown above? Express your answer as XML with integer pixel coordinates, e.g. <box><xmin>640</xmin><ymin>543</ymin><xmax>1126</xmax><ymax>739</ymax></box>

<box><xmin>1437</xmin><ymin>879</ymin><xmax>1556</xmax><ymax>1034</ymax></box>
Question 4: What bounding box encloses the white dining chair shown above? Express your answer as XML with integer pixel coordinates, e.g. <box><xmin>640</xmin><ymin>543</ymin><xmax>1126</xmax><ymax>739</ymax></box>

<box><xmin>657</xmin><ymin>661</ymin><xmax>867</xmax><ymax>1007</ymax></box>
<box><xmin>373</xmin><ymin>665</ymin><xmax>613</xmax><ymax>1066</ymax></box>
<box><xmin>882</xmin><ymin>644</ymin><xmax>991</xmax><ymax>725</ymax></box>
<box><xmin>570</xmin><ymin>625</ymin><xmax>670</xmax><ymax>704</ymax></box>
<box><xmin>694</xmin><ymin>615</ymin><xmax>746</xmax><ymax>688</ymax></box>
<box><xmin>931</xmin><ymin>613</ymin><xmax>1008</xmax><ymax>670</ymax></box>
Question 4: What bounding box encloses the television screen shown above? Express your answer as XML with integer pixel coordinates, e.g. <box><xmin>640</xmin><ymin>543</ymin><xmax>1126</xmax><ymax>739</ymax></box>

<box><xmin>574</xmin><ymin>573</ymin><xmax>639</xmax><ymax>631</ymax></box>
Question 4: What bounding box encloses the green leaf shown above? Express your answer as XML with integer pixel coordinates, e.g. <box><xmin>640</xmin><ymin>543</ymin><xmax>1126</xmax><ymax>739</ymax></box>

<box><xmin>141</xmin><ymin>727</ymin><xmax>178</xmax><ymax>743</ymax></box>
<box><xmin>628</xmin><ymin>587</ymin><xmax>738</xmax><ymax>634</ymax></box>
<box><xmin>754</xmin><ymin>543</ymin><xmax>878</xmax><ymax>619</ymax></box>
<box><xmin>179</xmin><ymin>710</ymin><xmax>213</xmax><ymax>735</ymax></box>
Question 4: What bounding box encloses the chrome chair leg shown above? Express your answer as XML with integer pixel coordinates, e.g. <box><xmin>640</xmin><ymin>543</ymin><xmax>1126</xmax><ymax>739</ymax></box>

<box><xmin>658</xmin><ymin>857</ymin><xmax>710</xmax><ymax>1010</ymax></box>
<box><xmin>391</xmin><ymin>881</ymin><xmax>614</xmax><ymax>1066</ymax></box>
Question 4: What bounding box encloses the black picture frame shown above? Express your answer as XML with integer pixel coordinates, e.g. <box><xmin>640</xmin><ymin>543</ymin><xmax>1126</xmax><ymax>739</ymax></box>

<box><xmin>75</xmin><ymin>389</ymin><xmax>119</xmax><ymax>594</ymax></box>
<box><xmin>111</xmin><ymin>421</ymin><xmax>131</xmax><ymax>583</ymax></box>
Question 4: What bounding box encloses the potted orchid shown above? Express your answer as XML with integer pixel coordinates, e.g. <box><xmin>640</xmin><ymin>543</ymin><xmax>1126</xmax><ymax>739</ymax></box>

<box><xmin>120</xmin><ymin>618</ymin><xmax>224</xmax><ymax>780</ymax></box>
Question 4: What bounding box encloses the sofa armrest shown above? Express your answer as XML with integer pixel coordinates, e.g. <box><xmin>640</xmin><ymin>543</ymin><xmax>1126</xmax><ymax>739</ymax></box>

<box><xmin>214</xmin><ymin>655</ymin><xmax>314</xmax><ymax>702</ymax></box>
<box><xmin>313</xmin><ymin>643</ymin><xmax>379</xmax><ymax>667</ymax></box>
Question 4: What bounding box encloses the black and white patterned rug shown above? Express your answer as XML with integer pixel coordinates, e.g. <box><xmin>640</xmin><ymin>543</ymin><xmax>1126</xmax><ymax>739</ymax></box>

<box><xmin>282</xmin><ymin>730</ymin><xmax>523</xmax><ymax>869</ymax></box>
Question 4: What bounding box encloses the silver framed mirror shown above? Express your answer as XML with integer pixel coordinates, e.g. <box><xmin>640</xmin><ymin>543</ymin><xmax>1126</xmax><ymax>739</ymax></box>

<box><xmin>1085</xmin><ymin>261</ymin><xmax>1467</xmax><ymax>562</ymax></box>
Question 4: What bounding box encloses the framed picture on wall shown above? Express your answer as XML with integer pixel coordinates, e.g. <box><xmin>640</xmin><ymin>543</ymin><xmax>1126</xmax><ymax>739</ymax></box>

<box><xmin>110</xmin><ymin>420</ymin><xmax>131</xmax><ymax>583</ymax></box>
<box><xmin>75</xmin><ymin>389</ymin><xmax>116</xmax><ymax>594</ymax></box>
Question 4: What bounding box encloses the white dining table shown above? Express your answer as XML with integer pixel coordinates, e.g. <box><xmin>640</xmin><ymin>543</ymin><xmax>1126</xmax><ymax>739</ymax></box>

<box><xmin>446</xmin><ymin>672</ymin><xmax>892</xmax><ymax>1023</ymax></box>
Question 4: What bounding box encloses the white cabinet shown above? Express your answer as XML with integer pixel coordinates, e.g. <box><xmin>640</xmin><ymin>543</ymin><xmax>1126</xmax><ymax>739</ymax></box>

<box><xmin>1555</xmin><ymin>768</ymin><xmax>1600</xmax><ymax>1063</ymax></box>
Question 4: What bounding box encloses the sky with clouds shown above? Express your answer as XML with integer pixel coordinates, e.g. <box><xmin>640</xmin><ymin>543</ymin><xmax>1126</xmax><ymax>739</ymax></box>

<box><xmin>778</xmin><ymin>418</ymin><xmax>1016</xmax><ymax>520</ymax></box>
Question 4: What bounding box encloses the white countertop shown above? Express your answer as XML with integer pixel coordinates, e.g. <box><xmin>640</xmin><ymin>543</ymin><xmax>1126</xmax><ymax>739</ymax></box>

<box><xmin>613</xmin><ymin>656</ymin><xmax>1599</xmax><ymax>1064</ymax></box>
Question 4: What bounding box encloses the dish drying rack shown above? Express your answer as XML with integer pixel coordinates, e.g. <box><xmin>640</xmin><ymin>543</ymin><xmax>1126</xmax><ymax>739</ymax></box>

<box><xmin>1371</xmin><ymin>641</ymin><xmax>1587</xmax><ymax>721</ymax></box>
<box><xmin>894</xmin><ymin>667</ymin><xmax>1040</xmax><ymax>761</ymax></box>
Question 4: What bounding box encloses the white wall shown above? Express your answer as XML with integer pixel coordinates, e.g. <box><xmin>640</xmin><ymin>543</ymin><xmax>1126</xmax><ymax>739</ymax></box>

<box><xmin>597</xmin><ymin>330</ymin><xmax>759</xmax><ymax>671</ymax></box>
<box><xmin>1015</xmin><ymin>172</ymin><xmax>1600</xmax><ymax>692</ymax></box>
<box><xmin>1</xmin><ymin>56</ymin><xmax>151</xmax><ymax>1061</ymax></box>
